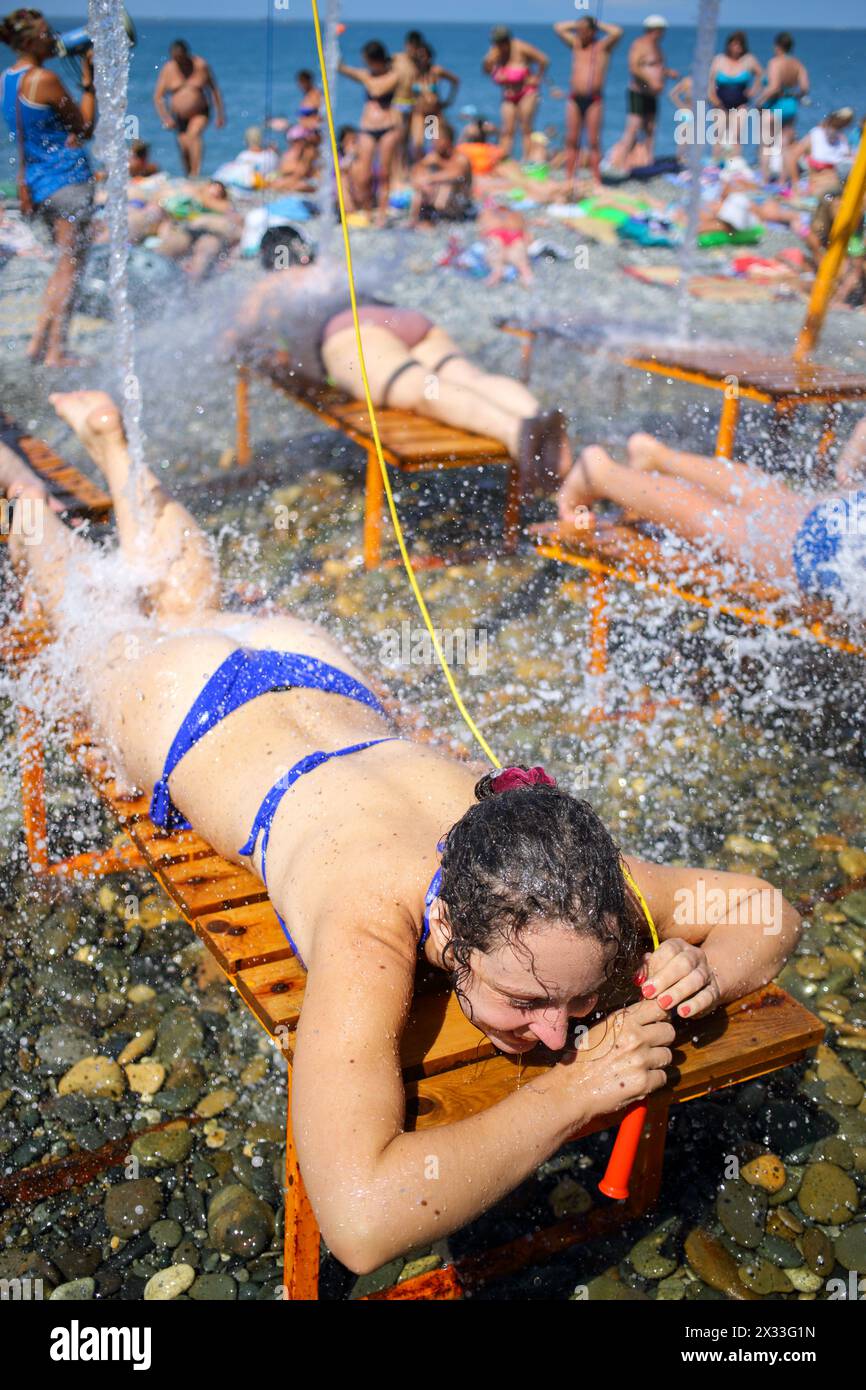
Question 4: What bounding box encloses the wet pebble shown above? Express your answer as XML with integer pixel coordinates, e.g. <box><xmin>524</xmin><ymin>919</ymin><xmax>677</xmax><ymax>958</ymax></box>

<box><xmin>549</xmin><ymin>1176</ymin><xmax>591</xmax><ymax>1219</ymax></box>
<box><xmin>58</xmin><ymin>1057</ymin><xmax>125</xmax><ymax>1100</ymax></box>
<box><xmin>797</xmin><ymin>1161</ymin><xmax>859</xmax><ymax>1224</ymax></box>
<box><xmin>104</xmin><ymin>1178</ymin><xmax>163</xmax><ymax>1237</ymax></box>
<box><xmin>196</xmin><ymin>1087</ymin><xmax>237</xmax><ymax>1119</ymax></box>
<box><xmin>207</xmin><ymin>1184</ymin><xmax>275</xmax><ymax>1257</ymax></box>
<box><xmin>737</xmin><ymin>1256</ymin><xmax>792</xmax><ymax>1295</ymax></box>
<box><xmin>189</xmin><ymin>1272</ymin><xmax>237</xmax><ymax>1300</ymax></box>
<box><xmin>35</xmin><ymin>1026</ymin><xmax>98</xmax><ymax>1073</ymax></box>
<box><xmin>149</xmin><ymin>1220</ymin><xmax>183</xmax><ymax>1250</ymax></box>
<box><xmin>742</xmin><ymin>1154</ymin><xmax>786</xmax><ymax>1193</ymax></box>
<box><xmin>130</xmin><ymin>1127</ymin><xmax>193</xmax><ymax>1169</ymax></box>
<box><xmin>118</xmin><ymin>1029</ymin><xmax>156</xmax><ymax>1066</ymax></box>
<box><xmin>717</xmin><ymin>1178</ymin><xmax>767</xmax><ymax>1248</ymax></box>
<box><xmin>156</xmin><ymin>1007</ymin><xmax>204</xmax><ymax>1068</ymax></box>
<box><xmin>833</xmin><ymin>1222</ymin><xmax>866</xmax><ymax>1272</ymax></box>
<box><xmin>629</xmin><ymin>1222</ymin><xmax>678</xmax><ymax>1280</ymax></box>
<box><xmin>49</xmin><ymin>1277</ymin><xmax>96</xmax><ymax>1300</ymax></box>
<box><xmin>683</xmin><ymin>1229</ymin><xmax>757</xmax><ymax>1301</ymax></box>
<box><xmin>144</xmin><ymin>1263</ymin><xmax>195</xmax><ymax>1301</ymax></box>
<box><xmin>125</xmin><ymin>1061</ymin><xmax>166</xmax><ymax>1096</ymax></box>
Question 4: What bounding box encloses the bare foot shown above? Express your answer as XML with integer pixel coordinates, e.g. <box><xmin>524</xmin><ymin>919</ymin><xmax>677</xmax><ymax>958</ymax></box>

<box><xmin>556</xmin><ymin>445</ymin><xmax>609</xmax><ymax>532</ymax></box>
<box><xmin>49</xmin><ymin>391</ymin><xmax>126</xmax><ymax>473</ymax></box>
<box><xmin>626</xmin><ymin>432</ymin><xmax>670</xmax><ymax>473</ymax></box>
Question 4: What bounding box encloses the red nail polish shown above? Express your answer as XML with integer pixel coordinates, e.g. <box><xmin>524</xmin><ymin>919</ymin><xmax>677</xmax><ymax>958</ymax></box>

<box><xmin>659</xmin><ymin>994</ymin><xmax>672</xmax><ymax>1009</ymax></box>
<box><xmin>680</xmin><ymin>1005</ymin><xmax>690</xmax><ymax>1017</ymax></box>
<box><xmin>633</xmin><ymin>969</ymin><xmax>645</xmax><ymax>985</ymax></box>
<box><xmin>641</xmin><ymin>984</ymin><xmax>655</xmax><ymax>998</ymax></box>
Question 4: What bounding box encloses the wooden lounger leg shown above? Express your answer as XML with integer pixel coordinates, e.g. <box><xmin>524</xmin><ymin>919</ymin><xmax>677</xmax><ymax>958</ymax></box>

<box><xmin>236</xmin><ymin>367</ymin><xmax>251</xmax><ymax>468</ymax></box>
<box><xmin>815</xmin><ymin>405</ymin><xmax>838</xmax><ymax>485</ymax></box>
<box><xmin>18</xmin><ymin>705</ymin><xmax>49</xmax><ymax>875</ymax></box>
<box><xmin>587</xmin><ymin>571</ymin><xmax>609</xmax><ymax>723</ymax></box>
<box><xmin>715</xmin><ymin>393</ymin><xmax>740</xmax><ymax>460</ymax></box>
<box><xmin>520</xmin><ymin>334</ymin><xmax>534</xmax><ymax>384</ymax></box>
<box><xmin>503</xmin><ymin>461</ymin><xmax>521</xmax><ymax>553</ymax></box>
<box><xmin>363</xmin><ymin>446</ymin><xmax>385</xmax><ymax>570</ymax></box>
<box><xmin>283</xmin><ymin>1067</ymin><xmax>320</xmax><ymax>1300</ymax></box>
<box><xmin>18</xmin><ymin>703</ymin><xmax>145</xmax><ymax>878</ymax></box>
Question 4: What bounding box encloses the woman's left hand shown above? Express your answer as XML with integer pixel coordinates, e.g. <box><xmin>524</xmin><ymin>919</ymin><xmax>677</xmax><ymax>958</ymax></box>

<box><xmin>636</xmin><ymin>939</ymin><xmax>721</xmax><ymax>1020</ymax></box>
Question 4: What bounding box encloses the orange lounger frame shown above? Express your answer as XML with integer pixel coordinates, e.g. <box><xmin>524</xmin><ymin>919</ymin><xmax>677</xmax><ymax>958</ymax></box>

<box><xmin>535</xmin><ymin>522</ymin><xmax>866</xmax><ymax>722</ymax></box>
<box><xmin>234</xmin><ymin>357</ymin><xmax>520</xmax><ymax>569</ymax></box>
<box><xmin>498</xmin><ymin>326</ymin><xmax>866</xmax><ymax>463</ymax></box>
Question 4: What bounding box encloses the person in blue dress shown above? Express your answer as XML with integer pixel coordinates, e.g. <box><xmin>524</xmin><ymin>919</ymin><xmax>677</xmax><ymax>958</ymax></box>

<box><xmin>1</xmin><ymin>7</ymin><xmax>96</xmax><ymax>366</ymax></box>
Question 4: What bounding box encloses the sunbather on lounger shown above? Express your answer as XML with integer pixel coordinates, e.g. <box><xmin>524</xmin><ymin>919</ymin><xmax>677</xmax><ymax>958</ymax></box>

<box><xmin>225</xmin><ymin>260</ymin><xmax>568</xmax><ymax>490</ymax></box>
<box><xmin>557</xmin><ymin>426</ymin><xmax>866</xmax><ymax>615</ymax></box>
<box><xmin>1</xmin><ymin>391</ymin><xmax>800</xmax><ymax>1272</ymax></box>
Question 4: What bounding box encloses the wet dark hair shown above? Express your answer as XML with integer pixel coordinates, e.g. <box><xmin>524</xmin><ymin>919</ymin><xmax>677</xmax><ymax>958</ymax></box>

<box><xmin>725</xmin><ymin>31</ymin><xmax>748</xmax><ymax>54</ymax></box>
<box><xmin>363</xmin><ymin>40</ymin><xmax>389</xmax><ymax>66</ymax></box>
<box><xmin>578</xmin><ymin>15</ymin><xmax>598</xmax><ymax>32</ymax></box>
<box><xmin>0</xmin><ymin>7</ymin><xmax>44</xmax><ymax>50</ymax></box>
<box><xmin>405</xmin><ymin>30</ymin><xmax>424</xmax><ymax>46</ymax></box>
<box><xmin>259</xmin><ymin>225</ymin><xmax>315</xmax><ymax>271</ymax></box>
<box><xmin>171</xmin><ymin>39</ymin><xmax>191</xmax><ymax>55</ymax></box>
<box><xmin>775</xmin><ymin>32</ymin><xmax>794</xmax><ymax>53</ymax></box>
<box><xmin>296</xmin><ymin>68</ymin><xmax>313</xmax><ymax>83</ymax></box>
<box><xmin>438</xmin><ymin>770</ymin><xmax>648</xmax><ymax>1003</ymax></box>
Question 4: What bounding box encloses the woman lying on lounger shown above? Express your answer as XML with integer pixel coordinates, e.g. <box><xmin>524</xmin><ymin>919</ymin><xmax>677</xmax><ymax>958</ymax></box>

<box><xmin>224</xmin><ymin>259</ymin><xmax>567</xmax><ymax>492</ymax></box>
<box><xmin>557</xmin><ymin>425</ymin><xmax>866</xmax><ymax>615</ymax></box>
<box><xmin>2</xmin><ymin>391</ymin><xmax>800</xmax><ymax>1274</ymax></box>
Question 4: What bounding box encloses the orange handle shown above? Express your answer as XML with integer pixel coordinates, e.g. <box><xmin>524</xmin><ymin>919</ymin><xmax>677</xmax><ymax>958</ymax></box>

<box><xmin>598</xmin><ymin>1103</ymin><xmax>647</xmax><ymax>1200</ymax></box>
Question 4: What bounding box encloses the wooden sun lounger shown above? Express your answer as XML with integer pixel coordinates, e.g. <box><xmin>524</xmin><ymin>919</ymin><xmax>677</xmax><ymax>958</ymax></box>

<box><xmin>498</xmin><ymin>323</ymin><xmax>866</xmax><ymax>466</ymax></box>
<box><xmin>1</xmin><ymin>439</ymin><xmax>823</xmax><ymax>1300</ymax></box>
<box><xmin>234</xmin><ymin>353</ymin><xmax>519</xmax><ymax>569</ymax></box>
<box><xmin>534</xmin><ymin>520</ymin><xmax>866</xmax><ymax>721</ymax></box>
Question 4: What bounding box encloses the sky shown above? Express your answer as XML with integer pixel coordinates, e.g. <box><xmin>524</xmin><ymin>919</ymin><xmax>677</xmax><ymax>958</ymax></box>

<box><xmin>41</xmin><ymin>2</ymin><xmax>866</xmax><ymax>26</ymax></box>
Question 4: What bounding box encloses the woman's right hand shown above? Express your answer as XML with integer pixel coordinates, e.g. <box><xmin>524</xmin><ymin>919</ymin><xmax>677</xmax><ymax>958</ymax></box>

<box><xmin>556</xmin><ymin>998</ymin><xmax>675</xmax><ymax>1126</ymax></box>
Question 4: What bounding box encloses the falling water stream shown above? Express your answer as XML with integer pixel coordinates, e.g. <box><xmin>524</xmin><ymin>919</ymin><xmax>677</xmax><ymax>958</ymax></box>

<box><xmin>87</xmin><ymin>0</ymin><xmax>146</xmax><ymax>486</ymax></box>
<box><xmin>676</xmin><ymin>0</ymin><xmax>721</xmax><ymax>338</ymax></box>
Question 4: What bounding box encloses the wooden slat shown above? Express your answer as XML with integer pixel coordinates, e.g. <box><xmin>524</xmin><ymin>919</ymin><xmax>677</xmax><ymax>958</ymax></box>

<box><xmin>233</xmin><ymin>957</ymin><xmax>306</xmax><ymax>1036</ymax></box>
<box><xmin>0</xmin><ymin>414</ymin><xmax>111</xmax><ymax>518</ymax></box>
<box><xmin>623</xmin><ymin>345</ymin><xmax>866</xmax><ymax>399</ymax></box>
<box><xmin>404</xmin><ymin>985</ymin><xmax>824</xmax><ymax>1131</ymax></box>
<box><xmin>196</xmin><ymin>902</ymin><xmax>295</xmax><ymax>974</ymax></box>
<box><xmin>253</xmin><ymin>358</ymin><xmax>510</xmax><ymax>468</ymax></box>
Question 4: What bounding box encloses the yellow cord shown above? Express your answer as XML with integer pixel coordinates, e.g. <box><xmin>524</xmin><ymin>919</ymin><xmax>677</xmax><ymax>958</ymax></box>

<box><xmin>310</xmin><ymin>5</ymin><xmax>658</xmax><ymax>953</ymax></box>
<box><xmin>310</xmin><ymin>1</ymin><xmax>500</xmax><ymax>769</ymax></box>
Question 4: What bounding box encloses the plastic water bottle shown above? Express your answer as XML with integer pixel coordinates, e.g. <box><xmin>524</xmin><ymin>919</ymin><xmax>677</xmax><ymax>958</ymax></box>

<box><xmin>54</xmin><ymin>11</ymin><xmax>137</xmax><ymax>58</ymax></box>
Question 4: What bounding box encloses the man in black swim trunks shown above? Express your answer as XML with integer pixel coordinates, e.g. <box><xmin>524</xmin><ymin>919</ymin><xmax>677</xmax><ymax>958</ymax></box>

<box><xmin>607</xmin><ymin>14</ymin><xmax>676</xmax><ymax>174</ymax></box>
<box><xmin>554</xmin><ymin>15</ymin><xmax>622</xmax><ymax>188</ymax></box>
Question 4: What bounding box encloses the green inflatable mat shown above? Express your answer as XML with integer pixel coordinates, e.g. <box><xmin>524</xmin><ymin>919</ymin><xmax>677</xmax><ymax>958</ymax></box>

<box><xmin>697</xmin><ymin>225</ymin><xmax>764</xmax><ymax>248</ymax></box>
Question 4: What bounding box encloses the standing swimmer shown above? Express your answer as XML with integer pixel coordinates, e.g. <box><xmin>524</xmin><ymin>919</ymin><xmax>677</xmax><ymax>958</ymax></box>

<box><xmin>553</xmin><ymin>15</ymin><xmax>623</xmax><ymax>190</ymax></box>
<box><xmin>154</xmin><ymin>38</ymin><xmax>225</xmax><ymax>177</ymax></box>
<box><xmin>0</xmin><ymin>7</ymin><xmax>96</xmax><ymax>367</ymax></box>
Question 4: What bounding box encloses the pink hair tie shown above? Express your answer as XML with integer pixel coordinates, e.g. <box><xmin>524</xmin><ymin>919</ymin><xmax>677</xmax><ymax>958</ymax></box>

<box><xmin>489</xmin><ymin>765</ymin><xmax>556</xmax><ymax>794</ymax></box>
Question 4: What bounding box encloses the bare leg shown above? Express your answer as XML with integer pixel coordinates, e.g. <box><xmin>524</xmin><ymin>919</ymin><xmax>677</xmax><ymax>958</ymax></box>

<box><xmin>48</xmin><ymin>391</ymin><xmax>219</xmax><ymax>620</ymax></box>
<box><xmin>29</xmin><ymin>218</ymin><xmax>91</xmax><ymax>368</ymax></box>
<box><xmin>411</xmin><ymin>328</ymin><xmax>541</xmax><ymax>417</ymax></box>
<box><xmin>564</xmin><ymin>98</ymin><xmax>582</xmax><ymax>185</ymax></box>
<box><xmin>559</xmin><ymin>445</ymin><xmax>810</xmax><ymax>585</ymax></box>
<box><xmin>183</xmin><ymin>113</ymin><xmax>209</xmax><ymax>178</ymax></box>
<box><xmin>498</xmin><ymin>101</ymin><xmax>517</xmax><ymax>159</ymax></box>
<box><xmin>585</xmin><ymin>99</ymin><xmax>604</xmax><ymax>186</ymax></box>
<box><xmin>627</xmin><ymin>433</ymin><xmax>797</xmax><ymax>509</ymax></box>
<box><xmin>323</xmin><ymin>325</ymin><xmax>531</xmax><ymax>457</ymax></box>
